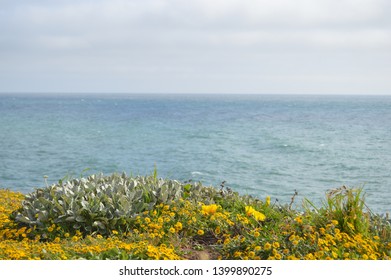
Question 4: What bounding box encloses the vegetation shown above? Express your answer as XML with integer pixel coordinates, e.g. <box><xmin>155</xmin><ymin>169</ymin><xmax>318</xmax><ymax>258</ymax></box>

<box><xmin>1</xmin><ymin>172</ymin><xmax>390</xmax><ymax>260</ymax></box>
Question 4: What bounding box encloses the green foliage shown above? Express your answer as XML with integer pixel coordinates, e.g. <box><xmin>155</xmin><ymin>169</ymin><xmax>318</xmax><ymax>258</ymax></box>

<box><xmin>2</xmin><ymin>180</ymin><xmax>391</xmax><ymax>260</ymax></box>
<box><xmin>11</xmin><ymin>172</ymin><xmax>199</xmax><ymax>236</ymax></box>
<box><xmin>304</xmin><ymin>186</ymin><xmax>371</xmax><ymax>236</ymax></box>
<box><xmin>11</xmin><ymin>172</ymin><xmax>256</xmax><ymax>238</ymax></box>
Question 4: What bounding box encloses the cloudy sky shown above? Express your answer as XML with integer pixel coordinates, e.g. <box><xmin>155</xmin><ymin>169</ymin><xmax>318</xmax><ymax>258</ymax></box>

<box><xmin>1</xmin><ymin>0</ymin><xmax>390</xmax><ymax>95</ymax></box>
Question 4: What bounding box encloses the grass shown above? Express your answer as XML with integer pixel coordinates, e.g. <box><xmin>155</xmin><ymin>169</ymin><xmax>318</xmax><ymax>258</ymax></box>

<box><xmin>1</xmin><ymin>173</ymin><xmax>390</xmax><ymax>260</ymax></box>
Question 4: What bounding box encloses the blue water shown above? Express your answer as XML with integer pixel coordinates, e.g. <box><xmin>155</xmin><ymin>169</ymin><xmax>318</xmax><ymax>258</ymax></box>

<box><xmin>1</xmin><ymin>94</ymin><xmax>390</xmax><ymax>214</ymax></box>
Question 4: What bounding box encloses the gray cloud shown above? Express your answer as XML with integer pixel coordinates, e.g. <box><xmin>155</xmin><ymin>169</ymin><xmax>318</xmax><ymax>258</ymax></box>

<box><xmin>1</xmin><ymin>0</ymin><xmax>390</xmax><ymax>94</ymax></box>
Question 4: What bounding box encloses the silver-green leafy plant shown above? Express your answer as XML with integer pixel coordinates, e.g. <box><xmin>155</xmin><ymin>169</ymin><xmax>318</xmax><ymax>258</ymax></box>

<box><xmin>11</xmin><ymin>172</ymin><xmax>210</xmax><ymax>236</ymax></box>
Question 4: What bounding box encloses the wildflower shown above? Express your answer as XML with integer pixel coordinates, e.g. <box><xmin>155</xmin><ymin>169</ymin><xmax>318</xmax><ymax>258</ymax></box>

<box><xmin>202</xmin><ymin>204</ymin><xmax>218</xmax><ymax>215</ymax></box>
<box><xmin>48</xmin><ymin>226</ymin><xmax>54</xmax><ymax>233</ymax></box>
<box><xmin>169</xmin><ymin>227</ymin><xmax>176</xmax><ymax>234</ymax></box>
<box><xmin>174</xmin><ymin>222</ymin><xmax>183</xmax><ymax>231</ymax></box>
<box><xmin>64</xmin><ymin>233</ymin><xmax>70</xmax><ymax>238</ymax></box>
<box><xmin>253</xmin><ymin>231</ymin><xmax>260</xmax><ymax>238</ymax></box>
<box><xmin>245</xmin><ymin>206</ymin><xmax>256</xmax><ymax>216</ymax></box>
<box><xmin>215</xmin><ymin>226</ymin><xmax>221</xmax><ymax>235</ymax></box>
<box><xmin>305</xmin><ymin>253</ymin><xmax>315</xmax><ymax>260</ymax></box>
<box><xmin>294</xmin><ymin>216</ymin><xmax>303</xmax><ymax>224</ymax></box>
<box><xmin>197</xmin><ymin>229</ymin><xmax>205</xmax><ymax>236</ymax></box>
<box><xmin>332</xmin><ymin>251</ymin><xmax>338</xmax><ymax>259</ymax></box>
<box><xmin>264</xmin><ymin>242</ymin><xmax>272</xmax><ymax>250</ymax></box>
<box><xmin>245</xmin><ymin>206</ymin><xmax>266</xmax><ymax>221</ymax></box>
<box><xmin>273</xmin><ymin>242</ymin><xmax>280</xmax><ymax>249</ymax></box>
<box><xmin>265</xmin><ymin>196</ymin><xmax>271</xmax><ymax>207</ymax></box>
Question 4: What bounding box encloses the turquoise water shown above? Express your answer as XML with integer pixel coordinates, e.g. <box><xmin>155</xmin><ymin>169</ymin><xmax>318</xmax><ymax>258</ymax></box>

<box><xmin>1</xmin><ymin>94</ymin><xmax>390</xmax><ymax>214</ymax></box>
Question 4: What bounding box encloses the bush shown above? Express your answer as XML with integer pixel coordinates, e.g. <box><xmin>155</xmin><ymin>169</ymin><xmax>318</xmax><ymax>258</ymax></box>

<box><xmin>12</xmin><ymin>172</ymin><xmax>198</xmax><ymax>236</ymax></box>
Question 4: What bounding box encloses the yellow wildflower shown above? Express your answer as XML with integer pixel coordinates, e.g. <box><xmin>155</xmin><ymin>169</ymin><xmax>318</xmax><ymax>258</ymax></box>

<box><xmin>264</xmin><ymin>242</ymin><xmax>272</xmax><ymax>250</ymax></box>
<box><xmin>294</xmin><ymin>216</ymin><xmax>303</xmax><ymax>224</ymax></box>
<box><xmin>202</xmin><ymin>204</ymin><xmax>218</xmax><ymax>215</ymax></box>
<box><xmin>347</xmin><ymin>222</ymin><xmax>355</xmax><ymax>231</ymax></box>
<box><xmin>174</xmin><ymin>222</ymin><xmax>183</xmax><ymax>231</ymax></box>
<box><xmin>332</xmin><ymin>251</ymin><xmax>338</xmax><ymax>259</ymax></box>
<box><xmin>197</xmin><ymin>229</ymin><xmax>205</xmax><ymax>236</ymax></box>
<box><xmin>265</xmin><ymin>196</ymin><xmax>271</xmax><ymax>207</ymax></box>
<box><xmin>274</xmin><ymin>253</ymin><xmax>282</xmax><ymax>260</ymax></box>
<box><xmin>245</xmin><ymin>206</ymin><xmax>266</xmax><ymax>221</ymax></box>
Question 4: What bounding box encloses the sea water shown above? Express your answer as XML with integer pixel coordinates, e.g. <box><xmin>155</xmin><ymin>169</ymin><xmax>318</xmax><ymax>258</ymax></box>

<box><xmin>1</xmin><ymin>94</ymin><xmax>390</xmax><ymax>214</ymax></box>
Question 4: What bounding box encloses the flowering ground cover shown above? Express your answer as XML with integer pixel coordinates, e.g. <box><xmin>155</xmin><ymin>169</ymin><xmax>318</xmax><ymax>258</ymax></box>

<box><xmin>1</xmin><ymin>173</ymin><xmax>390</xmax><ymax>260</ymax></box>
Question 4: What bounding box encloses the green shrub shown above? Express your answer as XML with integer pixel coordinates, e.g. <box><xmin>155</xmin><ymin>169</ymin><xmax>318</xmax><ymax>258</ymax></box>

<box><xmin>11</xmin><ymin>172</ymin><xmax>199</xmax><ymax>236</ymax></box>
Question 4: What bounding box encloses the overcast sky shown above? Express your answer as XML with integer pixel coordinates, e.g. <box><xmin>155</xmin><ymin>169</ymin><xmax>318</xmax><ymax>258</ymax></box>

<box><xmin>1</xmin><ymin>0</ymin><xmax>390</xmax><ymax>95</ymax></box>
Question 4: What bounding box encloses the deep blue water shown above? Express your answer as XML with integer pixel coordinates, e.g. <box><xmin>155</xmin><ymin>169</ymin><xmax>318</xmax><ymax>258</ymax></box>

<box><xmin>1</xmin><ymin>94</ymin><xmax>390</xmax><ymax>214</ymax></box>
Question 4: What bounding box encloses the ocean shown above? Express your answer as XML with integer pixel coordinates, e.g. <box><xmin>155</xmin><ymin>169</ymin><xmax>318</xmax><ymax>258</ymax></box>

<box><xmin>1</xmin><ymin>93</ymin><xmax>390</xmax><ymax>214</ymax></box>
